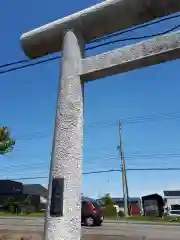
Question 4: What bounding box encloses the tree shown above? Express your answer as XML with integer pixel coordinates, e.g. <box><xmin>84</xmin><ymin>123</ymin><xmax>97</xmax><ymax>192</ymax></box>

<box><xmin>3</xmin><ymin>197</ymin><xmax>21</xmax><ymax>214</ymax></box>
<box><xmin>101</xmin><ymin>194</ymin><xmax>116</xmax><ymax>217</ymax></box>
<box><xmin>24</xmin><ymin>195</ymin><xmax>32</xmax><ymax>206</ymax></box>
<box><xmin>101</xmin><ymin>193</ymin><xmax>115</xmax><ymax>207</ymax></box>
<box><xmin>0</xmin><ymin>126</ymin><xmax>15</xmax><ymax>155</ymax></box>
<box><xmin>23</xmin><ymin>195</ymin><xmax>33</xmax><ymax>214</ymax></box>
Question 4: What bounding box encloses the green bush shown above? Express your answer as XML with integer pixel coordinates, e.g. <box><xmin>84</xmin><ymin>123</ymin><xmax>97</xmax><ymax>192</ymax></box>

<box><xmin>103</xmin><ymin>205</ymin><xmax>116</xmax><ymax>217</ymax></box>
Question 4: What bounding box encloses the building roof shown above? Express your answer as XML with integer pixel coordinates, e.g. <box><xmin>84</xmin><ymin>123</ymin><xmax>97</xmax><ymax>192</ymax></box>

<box><xmin>96</xmin><ymin>197</ymin><xmax>140</xmax><ymax>203</ymax></box>
<box><xmin>141</xmin><ymin>194</ymin><xmax>164</xmax><ymax>205</ymax></box>
<box><xmin>82</xmin><ymin>196</ymin><xmax>98</xmax><ymax>202</ymax></box>
<box><xmin>141</xmin><ymin>193</ymin><xmax>162</xmax><ymax>199</ymax></box>
<box><xmin>23</xmin><ymin>184</ymin><xmax>48</xmax><ymax>198</ymax></box>
<box><xmin>0</xmin><ymin>180</ymin><xmax>21</xmax><ymax>184</ymax></box>
<box><xmin>164</xmin><ymin>190</ymin><xmax>180</xmax><ymax>197</ymax></box>
<box><xmin>112</xmin><ymin>197</ymin><xmax>140</xmax><ymax>202</ymax></box>
<box><xmin>0</xmin><ymin>180</ymin><xmax>23</xmax><ymax>195</ymax></box>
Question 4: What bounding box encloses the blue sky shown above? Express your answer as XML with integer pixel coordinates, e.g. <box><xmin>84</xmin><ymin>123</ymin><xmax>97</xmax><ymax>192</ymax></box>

<box><xmin>1</xmin><ymin>0</ymin><xmax>180</xmax><ymax>198</ymax></box>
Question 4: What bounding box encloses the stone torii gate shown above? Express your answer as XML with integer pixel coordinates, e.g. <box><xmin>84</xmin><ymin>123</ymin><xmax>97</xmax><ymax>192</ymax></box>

<box><xmin>20</xmin><ymin>1</ymin><xmax>180</xmax><ymax>240</ymax></box>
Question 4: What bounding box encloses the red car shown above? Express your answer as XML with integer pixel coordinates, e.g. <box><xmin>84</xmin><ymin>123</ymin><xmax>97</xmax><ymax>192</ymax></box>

<box><xmin>81</xmin><ymin>197</ymin><xmax>104</xmax><ymax>226</ymax></box>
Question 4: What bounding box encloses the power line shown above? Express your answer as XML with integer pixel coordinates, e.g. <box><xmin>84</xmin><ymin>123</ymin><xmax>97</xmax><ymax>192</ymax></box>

<box><xmin>127</xmin><ymin>167</ymin><xmax>180</xmax><ymax>171</ymax></box>
<box><xmin>89</xmin><ymin>14</ymin><xmax>180</xmax><ymax>44</ymax></box>
<box><xmin>125</xmin><ymin>153</ymin><xmax>180</xmax><ymax>159</ymax></box>
<box><xmin>4</xmin><ymin>151</ymin><xmax>180</xmax><ymax>171</ymax></box>
<box><xmin>0</xmin><ymin>170</ymin><xmax>120</xmax><ymax>181</ymax></box>
<box><xmin>84</xmin><ymin>147</ymin><xmax>180</xmax><ymax>157</ymax></box>
<box><xmin>87</xmin><ymin>24</ymin><xmax>180</xmax><ymax>50</ymax></box>
<box><xmin>3</xmin><ymin>167</ymin><xmax>180</xmax><ymax>181</ymax></box>
<box><xmin>0</xmin><ymin>55</ymin><xmax>60</xmax><ymax>74</ymax></box>
<box><xmin>0</xmin><ymin>156</ymin><xmax>120</xmax><ymax>170</ymax></box>
<box><xmin>85</xmin><ymin>115</ymin><xmax>180</xmax><ymax>129</ymax></box>
<box><xmin>86</xmin><ymin>111</ymin><xmax>180</xmax><ymax>128</ymax></box>
<box><xmin>123</xmin><ymin>115</ymin><xmax>180</xmax><ymax>124</ymax></box>
<box><xmin>0</xmin><ymin>23</ymin><xmax>180</xmax><ymax>75</ymax></box>
<box><xmin>1</xmin><ymin>159</ymin><xmax>179</xmax><ymax>172</ymax></box>
<box><xmin>0</xmin><ymin>59</ymin><xmax>29</xmax><ymax>68</ymax></box>
<box><xmin>3</xmin><ymin>151</ymin><xmax>180</xmax><ymax>170</ymax></box>
<box><xmin>15</xmin><ymin>132</ymin><xmax>51</xmax><ymax>140</ymax></box>
<box><xmin>11</xmin><ymin>111</ymin><xmax>180</xmax><ymax>141</ymax></box>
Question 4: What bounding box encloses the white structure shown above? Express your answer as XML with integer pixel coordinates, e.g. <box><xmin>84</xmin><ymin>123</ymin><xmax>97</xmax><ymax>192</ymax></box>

<box><xmin>113</xmin><ymin>204</ymin><xmax>121</xmax><ymax>219</ymax></box>
<box><xmin>164</xmin><ymin>190</ymin><xmax>180</xmax><ymax>216</ymax></box>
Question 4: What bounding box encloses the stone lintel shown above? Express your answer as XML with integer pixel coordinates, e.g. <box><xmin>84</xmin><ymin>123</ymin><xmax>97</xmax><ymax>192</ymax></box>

<box><xmin>82</xmin><ymin>30</ymin><xmax>180</xmax><ymax>81</ymax></box>
<box><xmin>20</xmin><ymin>0</ymin><xmax>180</xmax><ymax>59</ymax></box>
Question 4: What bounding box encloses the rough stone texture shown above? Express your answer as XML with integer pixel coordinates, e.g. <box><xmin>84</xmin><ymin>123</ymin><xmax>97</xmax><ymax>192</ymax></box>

<box><xmin>81</xmin><ymin>30</ymin><xmax>180</xmax><ymax>81</ymax></box>
<box><xmin>44</xmin><ymin>31</ymin><xmax>84</xmax><ymax>240</ymax></box>
<box><xmin>20</xmin><ymin>0</ymin><xmax>180</xmax><ymax>58</ymax></box>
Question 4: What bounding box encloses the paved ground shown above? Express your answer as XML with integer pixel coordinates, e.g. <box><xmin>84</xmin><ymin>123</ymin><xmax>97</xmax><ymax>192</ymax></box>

<box><xmin>0</xmin><ymin>217</ymin><xmax>179</xmax><ymax>239</ymax></box>
<box><xmin>0</xmin><ymin>232</ymin><xmax>146</xmax><ymax>240</ymax></box>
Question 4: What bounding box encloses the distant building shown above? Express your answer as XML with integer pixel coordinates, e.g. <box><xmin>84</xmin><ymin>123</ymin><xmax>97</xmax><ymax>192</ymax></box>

<box><xmin>112</xmin><ymin>197</ymin><xmax>140</xmax><ymax>207</ymax></box>
<box><xmin>0</xmin><ymin>180</ymin><xmax>23</xmax><ymax>208</ymax></box>
<box><xmin>141</xmin><ymin>193</ymin><xmax>164</xmax><ymax>217</ymax></box>
<box><xmin>164</xmin><ymin>190</ymin><xmax>180</xmax><ymax>215</ymax></box>
<box><xmin>0</xmin><ymin>180</ymin><xmax>23</xmax><ymax>195</ymax></box>
<box><xmin>23</xmin><ymin>184</ymin><xmax>48</xmax><ymax>211</ymax></box>
<box><xmin>112</xmin><ymin>197</ymin><xmax>141</xmax><ymax>216</ymax></box>
<box><xmin>0</xmin><ymin>180</ymin><xmax>48</xmax><ymax>212</ymax></box>
<box><xmin>97</xmin><ymin>197</ymin><xmax>141</xmax><ymax>216</ymax></box>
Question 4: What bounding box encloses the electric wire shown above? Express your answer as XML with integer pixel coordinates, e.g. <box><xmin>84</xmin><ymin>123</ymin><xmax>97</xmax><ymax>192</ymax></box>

<box><xmin>2</xmin><ymin>13</ymin><xmax>180</xmax><ymax>69</ymax></box>
<box><xmin>89</xmin><ymin>14</ymin><xmax>180</xmax><ymax>44</ymax></box>
<box><xmin>1</xmin><ymin>23</ymin><xmax>180</xmax><ymax>74</ymax></box>
<box><xmin>10</xmin><ymin>111</ymin><xmax>180</xmax><ymax>141</ymax></box>
<box><xmin>86</xmin><ymin>24</ymin><xmax>180</xmax><ymax>50</ymax></box>
<box><xmin>2</xmin><ymin>153</ymin><xmax>180</xmax><ymax>172</ymax></box>
<box><xmin>3</xmin><ymin>167</ymin><xmax>180</xmax><ymax>181</ymax></box>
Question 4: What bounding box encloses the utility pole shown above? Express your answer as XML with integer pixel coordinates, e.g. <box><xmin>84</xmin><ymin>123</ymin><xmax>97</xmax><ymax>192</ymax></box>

<box><xmin>117</xmin><ymin>120</ymin><xmax>129</xmax><ymax>217</ymax></box>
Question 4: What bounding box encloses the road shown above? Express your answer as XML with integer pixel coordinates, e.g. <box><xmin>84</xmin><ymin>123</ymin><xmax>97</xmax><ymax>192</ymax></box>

<box><xmin>0</xmin><ymin>217</ymin><xmax>179</xmax><ymax>239</ymax></box>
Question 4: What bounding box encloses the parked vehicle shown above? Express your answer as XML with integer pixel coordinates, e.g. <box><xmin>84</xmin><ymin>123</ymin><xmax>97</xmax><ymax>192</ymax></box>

<box><xmin>81</xmin><ymin>197</ymin><xmax>104</xmax><ymax>226</ymax></box>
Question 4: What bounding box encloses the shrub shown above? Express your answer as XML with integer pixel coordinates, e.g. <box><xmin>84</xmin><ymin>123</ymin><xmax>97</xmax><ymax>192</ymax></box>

<box><xmin>103</xmin><ymin>205</ymin><xmax>116</xmax><ymax>217</ymax></box>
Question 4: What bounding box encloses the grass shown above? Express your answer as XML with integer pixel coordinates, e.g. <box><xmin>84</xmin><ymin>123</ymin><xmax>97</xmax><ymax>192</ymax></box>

<box><xmin>107</xmin><ymin>215</ymin><xmax>180</xmax><ymax>223</ymax></box>
<box><xmin>0</xmin><ymin>212</ymin><xmax>44</xmax><ymax>217</ymax></box>
<box><xmin>0</xmin><ymin>212</ymin><xmax>180</xmax><ymax>224</ymax></box>
<box><xmin>130</xmin><ymin>216</ymin><xmax>180</xmax><ymax>222</ymax></box>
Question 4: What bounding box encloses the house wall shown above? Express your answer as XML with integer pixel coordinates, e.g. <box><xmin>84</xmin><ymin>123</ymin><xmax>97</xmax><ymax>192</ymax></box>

<box><xmin>130</xmin><ymin>204</ymin><xmax>140</xmax><ymax>216</ymax></box>
<box><xmin>0</xmin><ymin>181</ymin><xmax>47</xmax><ymax>213</ymax></box>
<box><xmin>141</xmin><ymin>195</ymin><xmax>164</xmax><ymax>217</ymax></box>
<box><xmin>113</xmin><ymin>199</ymin><xmax>141</xmax><ymax>216</ymax></box>
<box><xmin>165</xmin><ymin>196</ymin><xmax>180</xmax><ymax>206</ymax></box>
<box><xmin>163</xmin><ymin>197</ymin><xmax>180</xmax><ymax>216</ymax></box>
